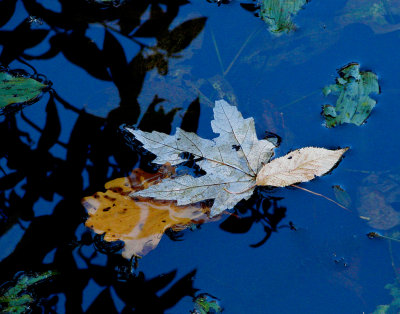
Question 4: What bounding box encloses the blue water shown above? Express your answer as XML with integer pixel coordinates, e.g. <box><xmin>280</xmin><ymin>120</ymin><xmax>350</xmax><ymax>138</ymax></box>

<box><xmin>1</xmin><ymin>0</ymin><xmax>400</xmax><ymax>313</ymax></box>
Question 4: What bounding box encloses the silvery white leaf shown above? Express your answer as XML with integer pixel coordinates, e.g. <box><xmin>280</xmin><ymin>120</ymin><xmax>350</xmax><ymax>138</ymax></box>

<box><xmin>133</xmin><ymin>171</ymin><xmax>255</xmax><ymax>217</ymax></box>
<box><xmin>128</xmin><ymin>100</ymin><xmax>275</xmax><ymax>216</ymax></box>
<box><xmin>212</xmin><ymin>100</ymin><xmax>276</xmax><ymax>174</ymax></box>
<box><xmin>125</xmin><ymin>127</ymin><xmax>215</xmax><ymax>166</ymax></box>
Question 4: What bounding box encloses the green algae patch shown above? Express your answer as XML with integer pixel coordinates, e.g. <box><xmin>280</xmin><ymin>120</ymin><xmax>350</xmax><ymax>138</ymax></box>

<box><xmin>259</xmin><ymin>0</ymin><xmax>309</xmax><ymax>33</ymax></box>
<box><xmin>0</xmin><ymin>72</ymin><xmax>47</xmax><ymax>109</ymax></box>
<box><xmin>322</xmin><ymin>63</ymin><xmax>380</xmax><ymax>128</ymax></box>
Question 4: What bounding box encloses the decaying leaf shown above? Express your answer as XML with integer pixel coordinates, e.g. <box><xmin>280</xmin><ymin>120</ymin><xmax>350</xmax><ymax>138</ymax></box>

<box><xmin>259</xmin><ymin>0</ymin><xmax>309</xmax><ymax>33</ymax></box>
<box><xmin>0</xmin><ymin>71</ymin><xmax>47</xmax><ymax>110</ymax></box>
<box><xmin>256</xmin><ymin>147</ymin><xmax>348</xmax><ymax>187</ymax></box>
<box><xmin>0</xmin><ymin>271</ymin><xmax>57</xmax><ymax>314</ymax></box>
<box><xmin>127</xmin><ymin>100</ymin><xmax>347</xmax><ymax>217</ymax></box>
<box><xmin>82</xmin><ymin>165</ymin><xmax>214</xmax><ymax>259</ymax></box>
<box><xmin>358</xmin><ymin>172</ymin><xmax>400</xmax><ymax>230</ymax></box>
<box><xmin>322</xmin><ymin>63</ymin><xmax>380</xmax><ymax>128</ymax></box>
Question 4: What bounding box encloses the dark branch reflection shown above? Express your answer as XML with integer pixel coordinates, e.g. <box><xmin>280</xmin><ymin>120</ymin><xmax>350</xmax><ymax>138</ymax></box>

<box><xmin>220</xmin><ymin>189</ymin><xmax>287</xmax><ymax>247</ymax></box>
<box><xmin>0</xmin><ymin>0</ymin><xmax>206</xmax><ymax>311</ymax></box>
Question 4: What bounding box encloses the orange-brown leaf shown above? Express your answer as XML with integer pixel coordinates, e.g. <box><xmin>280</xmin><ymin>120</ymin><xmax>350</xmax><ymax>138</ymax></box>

<box><xmin>82</xmin><ymin>165</ymin><xmax>213</xmax><ymax>259</ymax></box>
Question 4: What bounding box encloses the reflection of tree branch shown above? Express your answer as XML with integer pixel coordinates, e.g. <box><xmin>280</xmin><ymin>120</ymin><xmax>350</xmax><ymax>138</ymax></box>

<box><xmin>52</xmin><ymin>91</ymin><xmax>81</xmax><ymax>114</ymax></box>
<box><xmin>220</xmin><ymin>194</ymin><xmax>286</xmax><ymax>247</ymax></box>
<box><xmin>100</xmin><ymin>23</ymin><xmax>150</xmax><ymax>49</ymax></box>
<box><xmin>16</xmin><ymin>56</ymin><xmax>37</xmax><ymax>74</ymax></box>
<box><xmin>0</xmin><ymin>1</ymin><xmax>208</xmax><ymax>311</ymax></box>
<box><xmin>20</xmin><ymin>110</ymin><xmax>67</xmax><ymax>149</ymax></box>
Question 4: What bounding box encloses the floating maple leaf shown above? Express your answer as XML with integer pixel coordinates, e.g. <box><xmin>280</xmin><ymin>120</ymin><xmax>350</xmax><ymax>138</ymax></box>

<box><xmin>126</xmin><ymin>100</ymin><xmax>348</xmax><ymax>217</ymax></box>
<box><xmin>82</xmin><ymin>165</ymin><xmax>215</xmax><ymax>259</ymax></box>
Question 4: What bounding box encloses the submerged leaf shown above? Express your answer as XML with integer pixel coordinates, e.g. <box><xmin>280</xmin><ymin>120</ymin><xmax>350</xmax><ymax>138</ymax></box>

<box><xmin>322</xmin><ymin>63</ymin><xmax>380</xmax><ymax>127</ymax></box>
<box><xmin>259</xmin><ymin>0</ymin><xmax>309</xmax><ymax>33</ymax></box>
<box><xmin>0</xmin><ymin>72</ymin><xmax>47</xmax><ymax>109</ymax></box>
<box><xmin>256</xmin><ymin>147</ymin><xmax>348</xmax><ymax>187</ymax></box>
<box><xmin>158</xmin><ymin>17</ymin><xmax>207</xmax><ymax>54</ymax></box>
<box><xmin>332</xmin><ymin>185</ymin><xmax>352</xmax><ymax>208</ymax></box>
<box><xmin>83</xmin><ymin>165</ymin><xmax>214</xmax><ymax>259</ymax></box>
<box><xmin>358</xmin><ymin>172</ymin><xmax>400</xmax><ymax>230</ymax></box>
<box><xmin>127</xmin><ymin>100</ymin><xmax>276</xmax><ymax>216</ymax></box>
<box><xmin>373</xmin><ymin>281</ymin><xmax>400</xmax><ymax>314</ymax></box>
<box><xmin>338</xmin><ymin>0</ymin><xmax>400</xmax><ymax>35</ymax></box>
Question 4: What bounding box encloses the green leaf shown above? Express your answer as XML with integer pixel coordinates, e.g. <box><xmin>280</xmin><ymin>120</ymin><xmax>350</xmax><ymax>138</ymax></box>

<box><xmin>332</xmin><ymin>185</ymin><xmax>351</xmax><ymax>208</ymax></box>
<box><xmin>193</xmin><ymin>294</ymin><xmax>223</xmax><ymax>314</ymax></box>
<box><xmin>0</xmin><ymin>271</ymin><xmax>57</xmax><ymax>313</ymax></box>
<box><xmin>259</xmin><ymin>0</ymin><xmax>309</xmax><ymax>33</ymax></box>
<box><xmin>322</xmin><ymin>63</ymin><xmax>380</xmax><ymax>127</ymax></box>
<box><xmin>0</xmin><ymin>71</ymin><xmax>47</xmax><ymax>109</ymax></box>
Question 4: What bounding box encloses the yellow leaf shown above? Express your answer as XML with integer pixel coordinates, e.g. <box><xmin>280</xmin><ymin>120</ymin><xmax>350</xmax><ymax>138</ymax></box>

<box><xmin>82</xmin><ymin>165</ymin><xmax>213</xmax><ymax>259</ymax></box>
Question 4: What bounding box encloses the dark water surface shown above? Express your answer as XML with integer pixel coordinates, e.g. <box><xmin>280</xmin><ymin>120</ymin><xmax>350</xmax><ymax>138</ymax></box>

<box><xmin>1</xmin><ymin>0</ymin><xmax>400</xmax><ymax>313</ymax></box>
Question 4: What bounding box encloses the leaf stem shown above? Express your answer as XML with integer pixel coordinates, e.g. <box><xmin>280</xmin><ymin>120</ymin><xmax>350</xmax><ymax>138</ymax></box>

<box><xmin>224</xmin><ymin>26</ymin><xmax>261</xmax><ymax>77</ymax></box>
<box><xmin>279</xmin><ymin>90</ymin><xmax>319</xmax><ymax>110</ymax></box>
<box><xmin>290</xmin><ymin>184</ymin><xmax>351</xmax><ymax>211</ymax></box>
<box><xmin>211</xmin><ymin>28</ymin><xmax>225</xmax><ymax>76</ymax></box>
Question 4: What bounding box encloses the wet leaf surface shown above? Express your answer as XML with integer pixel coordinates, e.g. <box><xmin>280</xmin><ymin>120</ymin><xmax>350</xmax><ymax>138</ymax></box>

<box><xmin>83</xmin><ymin>164</ymin><xmax>214</xmax><ymax>259</ymax></box>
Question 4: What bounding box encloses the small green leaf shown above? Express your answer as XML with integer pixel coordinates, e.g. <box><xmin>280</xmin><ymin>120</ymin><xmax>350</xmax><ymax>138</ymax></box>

<box><xmin>193</xmin><ymin>294</ymin><xmax>223</xmax><ymax>314</ymax></box>
<box><xmin>6</xmin><ymin>294</ymin><xmax>34</xmax><ymax>306</ymax></box>
<box><xmin>332</xmin><ymin>185</ymin><xmax>351</xmax><ymax>208</ymax></box>
<box><xmin>0</xmin><ymin>72</ymin><xmax>47</xmax><ymax>109</ymax></box>
<box><xmin>322</xmin><ymin>63</ymin><xmax>380</xmax><ymax>127</ymax></box>
<box><xmin>259</xmin><ymin>0</ymin><xmax>309</xmax><ymax>34</ymax></box>
<box><xmin>0</xmin><ymin>271</ymin><xmax>57</xmax><ymax>314</ymax></box>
